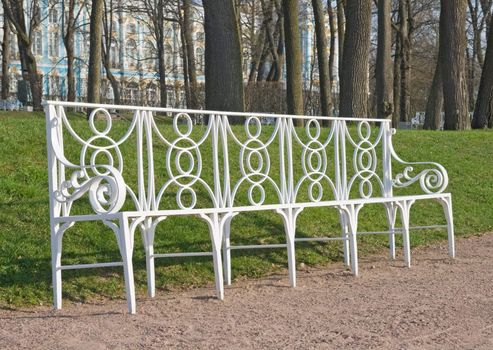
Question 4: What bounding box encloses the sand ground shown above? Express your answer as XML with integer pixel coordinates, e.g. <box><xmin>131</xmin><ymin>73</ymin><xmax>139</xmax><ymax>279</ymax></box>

<box><xmin>1</xmin><ymin>233</ymin><xmax>493</xmax><ymax>349</ymax></box>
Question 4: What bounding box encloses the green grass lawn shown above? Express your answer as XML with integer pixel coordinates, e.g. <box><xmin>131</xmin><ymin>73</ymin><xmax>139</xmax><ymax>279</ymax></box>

<box><xmin>0</xmin><ymin>110</ymin><xmax>492</xmax><ymax>308</ymax></box>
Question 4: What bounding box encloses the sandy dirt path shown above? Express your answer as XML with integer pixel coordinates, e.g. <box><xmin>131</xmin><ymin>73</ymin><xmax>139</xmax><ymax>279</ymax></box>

<box><xmin>1</xmin><ymin>233</ymin><xmax>493</xmax><ymax>349</ymax></box>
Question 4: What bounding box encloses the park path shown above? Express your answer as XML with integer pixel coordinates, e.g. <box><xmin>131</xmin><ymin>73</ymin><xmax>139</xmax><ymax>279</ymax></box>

<box><xmin>1</xmin><ymin>233</ymin><xmax>493</xmax><ymax>349</ymax></box>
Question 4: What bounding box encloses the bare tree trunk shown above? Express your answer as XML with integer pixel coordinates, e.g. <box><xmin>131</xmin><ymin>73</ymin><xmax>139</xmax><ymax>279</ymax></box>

<box><xmin>339</xmin><ymin>0</ymin><xmax>372</xmax><ymax>118</ymax></box>
<box><xmin>472</xmin><ymin>13</ymin><xmax>493</xmax><ymax>128</ymax></box>
<box><xmin>87</xmin><ymin>0</ymin><xmax>104</xmax><ymax>105</ymax></box>
<box><xmin>399</xmin><ymin>0</ymin><xmax>411</xmax><ymax>122</ymax></box>
<box><xmin>1</xmin><ymin>18</ymin><xmax>10</xmax><ymax>100</ymax></box>
<box><xmin>157</xmin><ymin>40</ymin><xmax>167</xmax><ymax>107</ymax></box>
<box><xmin>2</xmin><ymin>0</ymin><xmax>42</xmax><ymax>109</ymax></box>
<box><xmin>102</xmin><ymin>0</ymin><xmax>120</xmax><ymax>105</ymax></box>
<box><xmin>328</xmin><ymin>1</ymin><xmax>336</xmax><ymax>91</ymax></box>
<box><xmin>311</xmin><ymin>0</ymin><xmax>332</xmax><ymax>117</ymax></box>
<box><xmin>393</xmin><ymin>30</ymin><xmax>401</xmax><ymax>127</ymax></box>
<box><xmin>424</xmin><ymin>58</ymin><xmax>443</xmax><ymax>130</ymax></box>
<box><xmin>440</xmin><ymin>0</ymin><xmax>470</xmax><ymax>130</ymax></box>
<box><xmin>273</xmin><ymin>0</ymin><xmax>285</xmax><ymax>82</ymax></box>
<box><xmin>336</xmin><ymin>0</ymin><xmax>345</xmax><ymax>83</ymax></box>
<box><xmin>183</xmin><ymin>0</ymin><xmax>199</xmax><ymax>109</ymax></box>
<box><xmin>376</xmin><ymin>0</ymin><xmax>393</xmax><ymax>119</ymax></box>
<box><xmin>63</xmin><ymin>0</ymin><xmax>76</xmax><ymax>102</ymax></box>
<box><xmin>203</xmin><ymin>0</ymin><xmax>245</xmax><ymax>119</ymax></box>
<box><xmin>283</xmin><ymin>0</ymin><xmax>303</xmax><ymax>123</ymax></box>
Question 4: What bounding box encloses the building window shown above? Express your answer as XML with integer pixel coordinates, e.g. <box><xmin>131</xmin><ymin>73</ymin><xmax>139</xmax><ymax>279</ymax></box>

<box><xmin>126</xmin><ymin>39</ymin><xmax>137</xmax><ymax>67</ymax></box>
<box><xmin>110</xmin><ymin>39</ymin><xmax>119</xmax><ymax>68</ymax></box>
<box><xmin>165</xmin><ymin>44</ymin><xmax>173</xmax><ymax>68</ymax></box>
<box><xmin>33</xmin><ymin>31</ymin><xmax>43</xmax><ymax>56</ymax></box>
<box><xmin>125</xmin><ymin>82</ymin><xmax>139</xmax><ymax>104</ymax></box>
<box><xmin>196</xmin><ymin>47</ymin><xmax>204</xmax><ymax>71</ymax></box>
<box><xmin>144</xmin><ymin>41</ymin><xmax>155</xmax><ymax>70</ymax></box>
<box><xmin>49</xmin><ymin>7</ymin><xmax>59</xmax><ymax>24</ymax></box>
<box><xmin>126</xmin><ymin>23</ymin><xmax>136</xmax><ymax>35</ymax></box>
<box><xmin>49</xmin><ymin>32</ymin><xmax>59</xmax><ymax>57</ymax></box>
<box><xmin>146</xmin><ymin>83</ymin><xmax>157</xmax><ymax>105</ymax></box>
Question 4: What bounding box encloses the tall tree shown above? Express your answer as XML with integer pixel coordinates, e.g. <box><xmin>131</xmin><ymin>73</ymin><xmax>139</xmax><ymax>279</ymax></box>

<box><xmin>62</xmin><ymin>0</ymin><xmax>87</xmax><ymax>102</ymax></box>
<box><xmin>424</xmin><ymin>58</ymin><xmax>443</xmax><ymax>130</ymax></box>
<box><xmin>440</xmin><ymin>0</ymin><xmax>470</xmax><ymax>130</ymax></box>
<box><xmin>1</xmin><ymin>17</ymin><xmax>11</xmax><ymax>100</ymax></box>
<box><xmin>87</xmin><ymin>0</ymin><xmax>104</xmax><ymax>104</ymax></box>
<box><xmin>375</xmin><ymin>0</ymin><xmax>393</xmax><ymax>119</ymax></box>
<box><xmin>339</xmin><ymin>0</ymin><xmax>372</xmax><ymax>118</ymax></box>
<box><xmin>398</xmin><ymin>0</ymin><xmax>412</xmax><ymax>122</ymax></box>
<box><xmin>203</xmin><ymin>0</ymin><xmax>244</xmax><ymax>116</ymax></box>
<box><xmin>336</xmin><ymin>0</ymin><xmax>345</xmax><ymax>85</ymax></box>
<box><xmin>102</xmin><ymin>0</ymin><xmax>121</xmax><ymax>105</ymax></box>
<box><xmin>311</xmin><ymin>0</ymin><xmax>332</xmax><ymax>117</ymax></box>
<box><xmin>2</xmin><ymin>0</ymin><xmax>43</xmax><ymax>109</ymax></box>
<box><xmin>282</xmin><ymin>0</ymin><xmax>303</xmax><ymax>122</ymax></box>
<box><xmin>472</xmin><ymin>13</ymin><xmax>493</xmax><ymax>128</ymax></box>
<box><xmin>182</xmin><ymin>0</ymin><xmax>199</xmax><ymax>109</ymax></box>
<box><xmin>327</xmin><ymin>1</ymin><xmax>336</xmax><ymax>92</ymax></box>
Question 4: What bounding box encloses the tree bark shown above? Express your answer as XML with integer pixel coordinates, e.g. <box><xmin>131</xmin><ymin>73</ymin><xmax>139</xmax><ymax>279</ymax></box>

<box><xmin>339</xmin><ymin>0</ymin><xmax>372</xmax><ymax>118</ymax></box>
<box><xmin>399</xmin><ymin>0</ymin><xmax>411</xmax><ymax>122</ymax></box>
<box><xmin>312</xmin><ymin>0</ymin><xmax>332</xmax><ymax>117</ymax></box>
<box><xmin>282</xmin><ymin>0</ymin><xmax>303</xmax><ymax>122</ymax></box>
<box><xmin>424</xmin><ymin>58</ymin><xmax>443</xmax><ymax>130</ymax></box>
<box><xmin>472</xmin><ymin>12</ymin><xmax>493</xmax><ymax>128</ymax></box>
<box><xmin>2</xmin><ymin>0</ymin><xmax>42</xmax><ymax>109</ymax></box>
<box><xmin>336</xmin><ymin>0</ymin><xmax>345</xmax><ymax>84</ymax></box>
<box><xmin>440</xmin><ymin>0</ymin><xmax>470</xmax><ymax>130</ymax></box>
<box><xmin>203</xmin><ymin>0</ymin><xmax>245</xmax><ymax>119</ymax></box>
<box><xmin>393</xmin><ymin>29</ymin><xmax>401</xmax><ymax>127</ymax></box>
<box><xmin>1</xmin><ymin>18</ymin><xmax>11</xmax><ymax>100</ymax></box>
<box><xmin>102</xmin><ymin>0</ymin><xmax>120</xmax><ymax>105</ymax></box>
<box><xmin>183</xmin><ymin>0</ymin><xmax>199</xmax><ymax>109</ymax></box>
<box><xmin>375</xmin><ymin>0</ymin><xmax>393</xmax><ymax>119</ymax></box>
<box><xmin>63</xmin><ymin>0</ymin><xmax>76</xmax><ymax>102</ymax></box>
<box><xmin>87</xmin><ymin>0</ymin><xmax>104</xmax><ymax>105</ymax></box>
<box><xmin>327</xmin><ymin>1</ymin><xmax>336</xmax><ymax>90</ymax></box>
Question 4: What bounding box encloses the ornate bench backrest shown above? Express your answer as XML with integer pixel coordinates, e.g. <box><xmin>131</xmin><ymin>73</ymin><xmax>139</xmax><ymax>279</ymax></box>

<box><xmin>45</xmin><ymin>102</ymin><xmax>448</xmax><ymax>218</ymax></box>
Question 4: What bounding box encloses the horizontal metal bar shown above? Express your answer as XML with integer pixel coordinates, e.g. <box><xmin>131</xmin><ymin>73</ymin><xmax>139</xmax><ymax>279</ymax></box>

<box><xmin>410</xmin><ymin>225</ymin><xmax>448</xmax><ymax>230</ymax></box>
<box><xmin>153</xmin><ymin>252</ymin><xmax>213</xmax><ymax>258</ymax></box>
<box><xmin>295</xmin><ymin>237</ymin><xmax>347</xmax><ymax>242</ymax></box>
<box><xmin>59</xmin><ymin>262</ymin><xmax>123</xmax><ymax>270</ymax></box>
<box><xmin>229</xmin><ymin>244</ymin><xmax>287</xmax><ymax>250</ymax></box>
<box><xmin>46</xmin><ymin>100</ymin><xmax>390</xmax><ymax>123</ymax></box>
<box><xmin>358</xmin><ymin>230</ymin><xmax>403</xmax><ymax>236</ymax></box>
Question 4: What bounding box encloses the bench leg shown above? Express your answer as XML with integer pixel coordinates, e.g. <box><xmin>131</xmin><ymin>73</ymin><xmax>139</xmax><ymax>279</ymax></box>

<box><xmin>51</xmin><ymin>225</ymin><xmax>63</xmax><ymax>310</ymax></box>
<box><xmin>119</xmin><ymin>218</ymin><xmax>136</xmax><ymax>314</ymax></box>
<box><xmin>384</xmin><ymin>203</ymin><xmax>398</xmax><ymax>260</ymax></box>
<box><xmin>438</xmin><ymin>196</ymin><xmax>455</xmax><ymax>258</ymax></box>
<box><xmin>222</xmin><ymin>216</ymin><xmax>233</xmax><ymax>286</ymax></box>
<box><xmin>395</xmin><ymin>200</ymin><xmax>415</xmax><ymax>268</ymax></box>
<box><xmin>201</xmin><ymin>213</ymin><xmax>226</xmax><ymax>300</ymax></box>
<box><xmin>338</xmin><ymin>204</ymin><xmax>363</xmax><ymax>276</ymax></box>
<box><xmin>51</xmin><ymin>222</ymin><xmax>73</xmax><ymax>310</ymax></box>
<box><xmin>338</xmin><ymin>212</ymin><xmax>350</xmax><ymax>267</ymax></box>
<box><xmin>277</xmin><ymin>208</ymin><xmax>303</xmax><ymax>288</ymax></box>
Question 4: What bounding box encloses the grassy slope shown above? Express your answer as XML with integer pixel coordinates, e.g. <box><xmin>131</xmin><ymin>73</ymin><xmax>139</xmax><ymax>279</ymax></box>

<box><xmin>0</xmin><ymin>111</ymin><xmax>492</xmax><ymax>308</ymax></box>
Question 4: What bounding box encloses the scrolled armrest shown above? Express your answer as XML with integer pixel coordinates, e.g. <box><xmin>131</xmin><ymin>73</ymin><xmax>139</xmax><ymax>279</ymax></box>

<box><xmin>389</xmin><ymin>129</ymin><xmax>449</xmax><ymax>194</ymax></box>
<box><xmin>54</xmin><ymin>165</ymin><xmax>127</xmax><ymax>214</ymax></box>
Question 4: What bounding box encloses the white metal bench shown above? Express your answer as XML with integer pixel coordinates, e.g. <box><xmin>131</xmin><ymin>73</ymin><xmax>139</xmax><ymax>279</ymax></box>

<box><xmin>45</xmin><ymin>101</ymin><xmax>455</xmax><ymax>314</ymax></box>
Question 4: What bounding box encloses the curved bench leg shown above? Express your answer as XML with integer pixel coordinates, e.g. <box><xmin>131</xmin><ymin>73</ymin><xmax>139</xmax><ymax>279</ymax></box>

<box><xmin>395</xmin><ymin>200</ymin><xmax>415</xmax><ymax>268</ymax></box>
<box><xmin>277</xmin><ymin>208</ymin><xmax>303</xmax><ymax>288</ymax></box>
<box><xmin>200</xmin><ymin>213</ymin><xmax>226</xmax><ymax>300</ymax></box>
<box><xmin>338</xmin><ymin>204</ymin><xmax>363</xmax><ymax>276</ymax></box>
<box><xmin>338</xmin><ymin>211</ymin><xmax>350</xmax><ymax>267</ymax></box>
<box><xmin>119</xmin><ymin>217</ymin><xmax>136</xmax><ymax>314</ymax></box>
<box><xmin>141</xmin><ymin>216</ymin><xmax>166</xmax><ymax>298</ymax></box>
<box><xmin>384</xmin><ymin>203</ymin><xmax>398</xmax><ymax>260</ymax></box>
<box><xmin>222</xmin><ymin>215</ymin><xmax>235</xmax><ymax>286</ymax></box>
<box><xmin>51</xmin><ymin>222</ymin><xmax>73</xmax><ymax>310</ymax></box>
<box><xmin>438</xmin><ymin>195</ymin><xmax>455</xmax><ymax>258</ymax></box>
